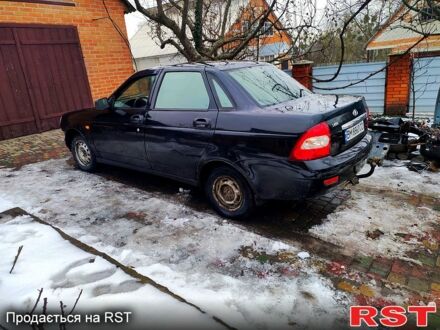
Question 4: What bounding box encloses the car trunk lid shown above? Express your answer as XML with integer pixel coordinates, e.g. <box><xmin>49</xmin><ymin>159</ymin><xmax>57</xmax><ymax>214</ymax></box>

<box><xmin>265</xmin><ymin>94</ymin><xmax>369</xmax><ymax>156</ymax></box>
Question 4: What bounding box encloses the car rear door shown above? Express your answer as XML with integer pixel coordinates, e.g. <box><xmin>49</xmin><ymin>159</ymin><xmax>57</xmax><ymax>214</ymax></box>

<box><xmin>144</xmin><ymin>68</ymin><xmax>218</xmax><ymax>182</ymax></box>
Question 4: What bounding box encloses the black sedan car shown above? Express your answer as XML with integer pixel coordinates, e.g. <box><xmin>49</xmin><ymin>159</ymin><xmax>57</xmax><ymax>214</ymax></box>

<box><xmin>61</xmin><ymin>62</ymin><xmax>372</xmax><ymax>218</ymax></box>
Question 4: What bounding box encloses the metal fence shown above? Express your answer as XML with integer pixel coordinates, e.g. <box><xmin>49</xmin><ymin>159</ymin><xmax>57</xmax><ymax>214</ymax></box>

<box><xmin>312</xmin><ymin>62</ymin><xmax>386</xmax><ymax>113</ymax></box>
<box><xmin>409</xmin><ymin>56</ymin><xmax>440</xmax><ymax>114</ymax></box>
<box><xmin>285</xmin><ymin>59</ymin><xmax>440</xmax><ymax>115</ymax></box>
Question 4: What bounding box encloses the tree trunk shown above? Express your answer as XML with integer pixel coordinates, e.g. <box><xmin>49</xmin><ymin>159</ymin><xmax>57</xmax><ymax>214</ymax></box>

<box><xmin>194</xmin><ymin>0</ymin><xmax>203</xmax><ymax>53</ymax></box>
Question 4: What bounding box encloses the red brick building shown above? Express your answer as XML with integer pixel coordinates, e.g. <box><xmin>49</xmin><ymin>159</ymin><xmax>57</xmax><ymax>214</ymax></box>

<box><xmin>0</xmin><ymin>0</ymin><xmax>135</xmax><ymax>140</ymax></box>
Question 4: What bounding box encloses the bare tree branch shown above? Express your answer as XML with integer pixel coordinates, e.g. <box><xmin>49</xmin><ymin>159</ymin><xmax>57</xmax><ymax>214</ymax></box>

<box><xmin>59</xmin><ymin>301</ymin><xmax>66</xmax><ymax>330</ymax></box>
<box><xmin>29</xmin><ymin>288</ymin><xmax>43</xmax><ymax>315</ymax></box>
<box><xmin>68</xmin><ymin>289</ymin><xmax>83</xmax><ymax>315</ymax></box>
<box><xmin>313</xmin><ymin>0</ymin><xmax>374</xmax><ymax>83</ymax></box>
<box><xmin>224</xmin><ymin>0</ymin><xmax>278</xmax><ymax>59</ymax></box>
<box><xmin>314</xmin><ymin>35</ymin><xmax>428</xmax><ymax>90</ymax></box>
<box><xmin>221</xmin><ymin>0</ymin><xmax>233</xmax><ymax>37</ymax></box>
<box><xmin>9</xmin><ymin>245</ymin><xmax>23</xmax><ymax>274</ymax></box>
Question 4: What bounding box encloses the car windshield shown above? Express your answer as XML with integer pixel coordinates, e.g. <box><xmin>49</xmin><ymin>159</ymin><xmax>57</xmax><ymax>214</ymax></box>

<box><xmin>226</xmin><ymin>65</ymin><xmax>310</xmax><ymax>107</ymax></box>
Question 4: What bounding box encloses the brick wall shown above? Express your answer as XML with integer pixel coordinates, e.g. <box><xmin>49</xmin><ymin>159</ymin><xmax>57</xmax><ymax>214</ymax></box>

<box><xmin>292</xmin><ymin>61</ymin><xmax>313</xmax><ymax>90</ymax></box>
<box><xmin>385</xmin><ymin>53</ymin><xmax>411</xmax><ymax>116</ymax></box>
<box><xmin>0</xmin><ymin>0</ymin><xmax>134</xmax><ymax>100</ymax></box>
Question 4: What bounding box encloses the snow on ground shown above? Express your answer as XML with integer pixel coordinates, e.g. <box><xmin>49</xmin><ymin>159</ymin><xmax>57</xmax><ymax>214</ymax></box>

<box><xmin>309</xmin><ymin>188</ymin><xmax>436</xmax><ymax>257</ymax></box>
<box><xmin>0</xmin><ymin>159</ymin><xmax>350</xmax><ymax>329</ymax></box>
<box><xmin>0</xmin><ymin>215</ymin><xmax>224</xmax><ymax>329</ymax></box>
<box><xmin>0</xmin><ymin>196</ymin><xmax>14</xmax><ymax>212</ymax></box>
<box><xmin>310</xmin><ymin>161</ymin><xmax>440</xmax><ymax>258</ymax></box>
<box><xmin>362</xmin><ymin>160</ymin><xmax>440</xmax><ymax>197</ymax></box>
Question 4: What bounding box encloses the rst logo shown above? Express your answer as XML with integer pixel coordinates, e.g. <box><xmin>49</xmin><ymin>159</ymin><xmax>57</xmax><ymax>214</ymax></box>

<box><xmin>350</xmin><ymin>305</ymin><xmax>437</xmax><ymax>327</ymax></box>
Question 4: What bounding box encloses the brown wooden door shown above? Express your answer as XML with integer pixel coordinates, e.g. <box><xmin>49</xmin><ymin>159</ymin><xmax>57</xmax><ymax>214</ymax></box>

<box><xmin>0</xmin><ymin>27</ymin><xmax>38</xmax><ymax>139</ymax></box>
<box><xmin>0</xmin><ymin>24</ymin><xmax>93</xmax><ymax>140</ymax></box>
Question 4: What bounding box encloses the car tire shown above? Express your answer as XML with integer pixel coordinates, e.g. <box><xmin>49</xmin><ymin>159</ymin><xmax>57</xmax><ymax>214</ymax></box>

<box><xmin>71</xmin><ymin>135</ymin><xmax>96</xmax><ymax>172</ymax></box>
<box><xmin>205</xmin><ymin>166</ymin><xmax>255</xmax><ymax>219</ymax></box>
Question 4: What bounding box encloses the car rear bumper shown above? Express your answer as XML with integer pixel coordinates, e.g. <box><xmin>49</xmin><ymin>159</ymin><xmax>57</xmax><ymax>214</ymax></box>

<box><xmin>249</xmin><ymin>133</ymin><xmax>372</xmax><ymax>201</ymax></box>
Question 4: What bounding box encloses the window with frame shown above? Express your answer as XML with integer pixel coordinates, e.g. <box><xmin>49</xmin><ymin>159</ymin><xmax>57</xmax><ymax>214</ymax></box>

<box><xmin>242</xmin><ymin>21</ymin><xmax>250</xmax><ymax>32</ymax></box>
<box><xmin>259</xmin><ymin>55</ymin><xmax>275</xmax><ymax>62</ymax></box>
<box><xmin>420</xmin><ymin>6</ymin><xmax>440</xmax><ymax>21</ymax></box>
<box><xmin>155</xmin><ymin>72</ymin><xmax>210</xmax><ymax>110</ymax></box>
<box><xmin>114</xmin><ymin>75</ymin><xmax>156</xmax><ymax>109</ymax></box>
<box><xmin>211</xmin><ymin>79</ymin><xmax>234</xmax><ymax>108</ymax></box>
<box><xmin>262</xmin><ymin>21</ymin><xmax>274</xmax><ymax>36</ymax></box>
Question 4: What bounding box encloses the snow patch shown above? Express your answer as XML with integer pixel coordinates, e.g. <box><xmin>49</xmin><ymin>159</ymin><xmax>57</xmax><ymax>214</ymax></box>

<box><xmin>310</xmin><ymin>162</ymin><xmax>439</xmax><ymax>257</ymax></box>
<box><xmin>0</xmin><ymin>196</ymin><xmax>14</xmax><ymax>213</ymax></box>
<box><xmin>297</xmin><ymin>251</ymin><xmax>311</xmax><ymax>259</ymax></box>
<box><xmin>363</xmin><ymin>160</ymin><xmax>440</xmax><ymax>196</ymax></box>
<box><xmin>0</xmin><ymin>159</ymin><xmax>349</xmax><ymax>329</ymax></box>
<box><xmin>0</xmin><ymin>216</ymin><xmax>224</xmax><ymax>329</ymax></box>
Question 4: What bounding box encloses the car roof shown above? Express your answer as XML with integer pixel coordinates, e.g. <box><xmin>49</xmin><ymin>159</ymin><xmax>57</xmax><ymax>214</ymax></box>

<box><xmin>135</xmin><ymin>61</ymin><xmax>267</xmax><ymax>76</ymax></box>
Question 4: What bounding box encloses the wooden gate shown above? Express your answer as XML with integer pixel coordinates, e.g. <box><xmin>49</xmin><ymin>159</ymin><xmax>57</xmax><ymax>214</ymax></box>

<box><xmin>0</xmin><ymin>24</ymin><xmax>93</xmax><ymax>140</ymax></box>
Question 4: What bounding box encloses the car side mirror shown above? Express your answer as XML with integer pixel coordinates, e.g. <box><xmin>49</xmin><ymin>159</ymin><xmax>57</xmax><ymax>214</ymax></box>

<box><xmin>95</xmin><ymin>97</ymin><xmax>110</xmax><ymax>111</ymax></box>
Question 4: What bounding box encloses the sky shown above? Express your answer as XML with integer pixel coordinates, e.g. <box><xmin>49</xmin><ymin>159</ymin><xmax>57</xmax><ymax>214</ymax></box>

<box><xmin>125</xmin><ymin>11</ymin><xmax>148</xmax><ymax>39</ymax></box>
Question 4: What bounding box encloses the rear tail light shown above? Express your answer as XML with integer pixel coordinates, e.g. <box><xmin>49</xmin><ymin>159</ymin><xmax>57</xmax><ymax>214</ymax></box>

<box><xmin>290</xmin><ymin>122</ymin><xmax>331</xmax><ymax>161</ymax></box>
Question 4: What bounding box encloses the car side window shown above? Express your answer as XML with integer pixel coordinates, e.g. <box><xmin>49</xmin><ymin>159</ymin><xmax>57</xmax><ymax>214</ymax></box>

<box><xmin>155</xmin><ymin>72</ymin><xmax>210</xmax><ymax>110</ymax></box>
<box><xmin>211</xmin><ymin>79</ymin><xmax>234</xmax><ymax>108</ymax></box>
<box><xmin>114</xmin><ymin>75</ymin><xmax>156</xmax><ymax>109</ymax></box>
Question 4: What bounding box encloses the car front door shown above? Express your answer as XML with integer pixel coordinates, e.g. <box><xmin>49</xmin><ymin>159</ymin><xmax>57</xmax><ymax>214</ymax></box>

<box><xmin>144</xmin><ymin>69</ymin><xmax>218</xmax><ymax>181</ymax></box>
<box><xmin>92</xmin><ymin>75</ymin><xmax>156</xmax><ymax>168</ymax></box>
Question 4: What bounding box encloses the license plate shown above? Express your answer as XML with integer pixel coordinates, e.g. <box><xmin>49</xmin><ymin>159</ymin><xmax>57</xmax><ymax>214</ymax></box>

<box><xmin>344</xmin><ymin>120</ymin><xmax>365</xmax><ymax>143</ymax></box>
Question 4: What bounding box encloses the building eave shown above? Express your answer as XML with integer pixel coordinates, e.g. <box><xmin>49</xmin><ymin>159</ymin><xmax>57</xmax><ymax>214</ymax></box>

<box><xmin>121</xmin><ymin>0</ymin><xmax>136</xmax><ymax>13</ymax></box>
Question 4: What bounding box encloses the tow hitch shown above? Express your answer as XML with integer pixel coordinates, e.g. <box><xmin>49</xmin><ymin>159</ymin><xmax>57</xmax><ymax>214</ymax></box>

<box><xmin>352</xmin><ymin>138</ymin><xmax>390</xmax><ymax>183</ymax></box>
<box><xmin>356</xmin><ymin>162</ymin><xmax>376</xmax><ymax>179</ymax></box>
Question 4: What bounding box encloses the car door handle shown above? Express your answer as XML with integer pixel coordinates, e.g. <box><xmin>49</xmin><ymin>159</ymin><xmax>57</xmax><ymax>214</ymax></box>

<box><xmin>193</xmin><ymin>118</ymin><xmax>211</xmax><ymax>128</ymax></box>
<box><xmin>130</xmin><ymin>114</ymin><xmax>144</xmax><ymax>124</ymax></box>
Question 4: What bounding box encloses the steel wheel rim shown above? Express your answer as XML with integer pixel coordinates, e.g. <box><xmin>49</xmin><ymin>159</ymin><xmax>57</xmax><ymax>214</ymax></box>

<box><xmin>212</xmin><ymin>176</ymin><xmax>243</xmax><ymax>212</ymax></box>
<box><xmin>75</xmin><ymin>140</ymin><xmax>92</xmax><ymax>167</ymax></box>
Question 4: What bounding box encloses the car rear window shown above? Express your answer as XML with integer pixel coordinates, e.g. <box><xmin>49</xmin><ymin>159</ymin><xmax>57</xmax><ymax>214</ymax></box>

<box><xmin>226</xmin><ymin>65</ymin><xmax>310</xmax><ymax>107</ymax></box>
<box><xmin>155</xmin><ymin>72</ymin><xmax>210</xmax><ymax>110</ymax></box>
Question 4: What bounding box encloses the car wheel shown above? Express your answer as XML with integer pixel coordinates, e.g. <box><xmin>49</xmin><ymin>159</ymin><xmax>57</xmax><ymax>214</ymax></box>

<box><xmin>71</xmin><ymin>135</ymin><xmax>96</xmax><ymax>172</ymax></box>
<box><xmin>205</xmin><ymin>166</ymin><xmax>255</xmax><ymax>219</ymax></box>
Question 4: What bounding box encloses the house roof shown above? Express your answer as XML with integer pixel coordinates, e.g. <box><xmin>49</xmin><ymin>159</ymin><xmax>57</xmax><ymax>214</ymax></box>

<box><xmin>366</xmin><ymin>3</ymin><xmax>440</xmax><ymax>52</ymax></box>
<box><xmin>365</xmin><ymin>4</ymin><xmax>405</xmax><ymax>49</ymax></box>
